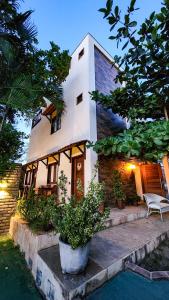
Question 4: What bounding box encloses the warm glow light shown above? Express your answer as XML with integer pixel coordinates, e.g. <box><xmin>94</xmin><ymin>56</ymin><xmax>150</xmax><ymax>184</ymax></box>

<box><xmin>0</xmin><ymin>181</ymin><xmax>8</xmax><ymax>188</ymax></box>
<box><xmin>0</xmin><ymin>191</ymin><xmax>8</xmax><ymax>199</ymax></box>
<box><xmin>128</xmin><ymin>164</ymin><xmax>136</xmax><ymax>170</ymax></box>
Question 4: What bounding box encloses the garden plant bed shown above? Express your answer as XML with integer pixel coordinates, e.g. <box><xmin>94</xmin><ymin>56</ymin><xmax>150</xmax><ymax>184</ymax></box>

<box><xmin>126</xmin><ymin>239</ymin><xmax>169</xmax><ymax>280</ymax></box>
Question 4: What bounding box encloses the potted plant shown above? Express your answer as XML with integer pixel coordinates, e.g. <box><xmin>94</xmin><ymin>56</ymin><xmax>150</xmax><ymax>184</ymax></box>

<box><xmin>112</xmin><ymin>170</ymin><xmax>126</xmax><ymax>209</ymax></box>
<box><xmin>50</xmin><ymin>170</ymin><xmax>110</xmax><ymax>274</ymax></box>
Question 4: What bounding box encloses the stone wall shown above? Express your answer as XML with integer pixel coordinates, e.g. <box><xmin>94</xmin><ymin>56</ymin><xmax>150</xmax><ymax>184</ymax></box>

<box><xmin>94</xmin><ymin>46</ymin><xmax>126</xmax><ymax>140</ymax></box>
<box><xmin>98</xmin><ymin>156</ymin><xmax>137</xmax><ymax>206</ymax></box>
<box><xmin>0</xmin><ymin>164</ymin><xmax>21</xmax><ymax>234</ymax></box>
<box><xmin>10</xmin><ymin>216</ymin><xmax>59</xmax><ymax>279</ymax></box>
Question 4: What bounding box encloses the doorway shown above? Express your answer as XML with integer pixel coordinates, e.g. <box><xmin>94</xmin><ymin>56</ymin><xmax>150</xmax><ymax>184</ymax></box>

<box><xmin>71</xmin><ymin>155</ymin><xmax>84</xmax><ymax>199</ymax></box>
<box><xmin>140</xmin><ymin>163</ymin><xmax>165</xmax><ymax>196</ymax></box>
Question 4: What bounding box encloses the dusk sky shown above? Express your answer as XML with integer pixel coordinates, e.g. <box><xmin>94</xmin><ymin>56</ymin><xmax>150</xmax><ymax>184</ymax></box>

<box><xmin>21</xmin><ymin>0</ymin><xmax>162</xmax><ymax>55</ymax></box>
<box><xmin>18</xmin><ymin>0</ymin><xmax>162</xmax><ymax>161</ymax></box>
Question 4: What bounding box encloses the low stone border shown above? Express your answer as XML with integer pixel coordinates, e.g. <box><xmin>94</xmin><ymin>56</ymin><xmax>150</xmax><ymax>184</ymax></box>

<box><xmin>125</xmin><ymin>261</ymin><xmax>169</xmax><ymax>280</ymax></box>
<box><xmin>9</xmin><ymin>216</ymin><xmax>59</xmax><ymax>278</ymax></box>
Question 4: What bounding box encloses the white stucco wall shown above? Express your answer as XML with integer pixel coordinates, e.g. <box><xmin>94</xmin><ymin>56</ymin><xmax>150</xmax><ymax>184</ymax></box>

<box><xmin>26</xmin><ymin>34</ymin><xmax>116</xmax><ymax>192</ymax></box>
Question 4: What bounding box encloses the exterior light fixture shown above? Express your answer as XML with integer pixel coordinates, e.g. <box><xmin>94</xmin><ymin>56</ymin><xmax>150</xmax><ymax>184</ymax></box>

<box><xmin>0</xmin><ymin>181</ymin><xmax>7</xmax><ymax>188</ymax></box>
<box><xmin>128</xmin><ymin>164</ymin><xmax>136</xmax><ymax>170</ymax></box>
<box><xmin>126</xmin><ymin>163</ymin><xmax>136</xmax><ymax>171</ymax></box>
<box><xmin>0</xmin><ymin>191</ymin><xmax>7</xmax><ymax>198</ymax></box>
<box><xmin>0</xmin><ymin>181</ymin><xmax>8</xmax><ymax>199</ymax></box>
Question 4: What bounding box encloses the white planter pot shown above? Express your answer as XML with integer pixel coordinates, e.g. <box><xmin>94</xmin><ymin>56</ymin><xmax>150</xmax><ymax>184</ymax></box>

<box><xmin>59</xmin><ymin>238</ymin><xmax>90</xmax><ymax>274</ymax></box>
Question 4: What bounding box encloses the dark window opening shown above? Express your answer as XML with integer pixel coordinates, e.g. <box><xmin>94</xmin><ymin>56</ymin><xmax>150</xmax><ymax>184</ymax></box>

<box><xmin>78</xmin><ymin>48</ymin><xmax>84</xmax><ymax>60</ymax></box>
<box><xmin>25</xmin><ymin>169</ymin><xmax>37</xmax><ymax>186</ymax></box>
<box><xmin>47</xmin><ymin>163</ymin><xmax>58</xmax><ymax>184</ymax></box>
<box><xmin>25</xmin><ymin>171</ymin><xmax>32</xmax><ymax>185</ymax></box>
<box><xmin>76</xmin><ymin>93</ymin><xmax>83</xmax><ymax>105</ymax></box>
<box><xmin>32</xmin><ymin>109</ymin><xmax>42</xmax><ymax>128</ymax></box>
<box><xmin>51</xmin><ymin>113</ymin><xmax>61</xmax><ymax>134</ymax></box>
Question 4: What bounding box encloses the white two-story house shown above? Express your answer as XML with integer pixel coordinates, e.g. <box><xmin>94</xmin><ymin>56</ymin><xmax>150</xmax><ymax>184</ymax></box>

<box><xmin>24</xmin><ymin>34</ymin><xmax>167</xmax><ymax>205</ymax></box>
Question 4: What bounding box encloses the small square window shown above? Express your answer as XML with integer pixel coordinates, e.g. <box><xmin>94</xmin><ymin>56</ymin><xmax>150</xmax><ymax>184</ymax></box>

<box><xmin>78</xmin><ymin>48</ymin><xmax>84</xmax><ymax>60</ymax></box>
<box><xmin>76</xmin><ymin>93</ymin><xmax>83</xmax><ymax>105</ymax></box>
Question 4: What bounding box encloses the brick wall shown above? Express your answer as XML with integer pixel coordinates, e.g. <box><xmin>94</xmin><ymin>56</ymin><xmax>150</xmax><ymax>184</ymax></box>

<box><xmin>0</xmin><ymin>164</ymin><xmax>21</xmax><ymax>234</ymax></box>
<box><xmin>98</xmin><ymin>156</ymin><xmax>137</xmax><ymax>207</ymax></box>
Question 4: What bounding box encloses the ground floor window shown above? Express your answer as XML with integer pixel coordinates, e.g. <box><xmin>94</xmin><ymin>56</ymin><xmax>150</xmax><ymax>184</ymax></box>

<box><xmin>47</xmin><ymin>163</ymin><xmax>58</xmax><ymax>184</ymax></box>
<box><xmin>25</xmin><ymin>171</ymin><xmax>32</xmax><ymax>185</ymax></box>
<box><xmin>25</xmin><ymin>169</ymin><xmax>37</xmax><ymax>187</ymax></box>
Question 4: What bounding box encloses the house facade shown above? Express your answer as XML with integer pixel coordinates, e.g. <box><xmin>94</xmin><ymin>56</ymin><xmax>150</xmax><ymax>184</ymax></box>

<box><xmin>24</xmin><ymin>34</ymin><xmax>168</xmax><ymax>205</ymax></box>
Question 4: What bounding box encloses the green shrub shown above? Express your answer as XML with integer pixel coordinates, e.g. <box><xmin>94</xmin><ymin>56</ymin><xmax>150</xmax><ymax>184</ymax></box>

<box><xmin>51</xmin><ymin>170</ymin><xmax>110</xmax><ymax>249</ymax></box>
<box><xmin>17</xmin><ymin>189</ymin><xmax>56</xmax><ymax>232</ymax></box>
<box><xmin>112</xmin><ymin>170</ymin><xmax>126</xmax><ymax>204</ymax></box>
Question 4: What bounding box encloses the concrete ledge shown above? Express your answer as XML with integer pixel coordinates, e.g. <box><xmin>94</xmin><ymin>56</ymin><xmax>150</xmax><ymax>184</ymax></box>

<box><xmin>9</xmin><ymin>216</ymin><xmax>59</xmax><ymax>277</ymax></box>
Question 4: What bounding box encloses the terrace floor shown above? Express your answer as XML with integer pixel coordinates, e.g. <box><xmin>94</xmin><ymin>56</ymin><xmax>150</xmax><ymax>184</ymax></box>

<box><xmin>105</xmin><ymin>204</ymin><xmax>147</xmax><ymax>228</ymax></box>
<box><xmin>38</xmin><ymin>212</ymin><xmax>169</xmax><ymax>299</ymax></box>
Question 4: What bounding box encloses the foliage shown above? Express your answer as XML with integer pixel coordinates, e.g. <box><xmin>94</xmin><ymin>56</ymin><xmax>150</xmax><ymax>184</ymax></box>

<box><xmin>126</xmin><ymin>194</ymin><xmax>141</xmax><ymax>205</ymax></box>
<box><xmin>17</xmin><ymin>189</ymin><xmax>57</xmax><ymax>232</ymax></box>
<box><xmin>90</xmin><ymin>0</ymin><xmax>169</xmax><ymax>161</ymax></box>
<box><xmin>0</xmin><ymin>123</ymin><xmax>25</xmax><ymax>175</ymax></box>
<box><xmin>112</xmin><ymin>170</ymin><xmax>126</xmax><ymax>204</ymax></box>
<box><xmin>89</xmin><ymin>121</ymin><xmax>169</xmax><ymax>162</ymax></box>
<box><xmin>0</xmin><ymin>0</ymin><xmax>71</xmax><ymax>171</ymax></box>
<box><xmin>0</xmin><ymin>1</ymin><xmax>71</xmax><ymax>120</ymax></box>
<box><xmin>51</xmin><ymin>170</ymin><xmax>110</xmax><ymax>249</ymax></box>
<box><xmin>93</xmin><ymin>0</ymin><xmax>169</xmax><ymax>121</ymax></box>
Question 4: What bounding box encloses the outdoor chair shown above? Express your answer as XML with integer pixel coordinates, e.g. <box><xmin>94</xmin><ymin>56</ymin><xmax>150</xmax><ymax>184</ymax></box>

<box><xmin>143</xmin><ymin>193</ymin><xmax>169</xmax><ymax>221</ymax></box>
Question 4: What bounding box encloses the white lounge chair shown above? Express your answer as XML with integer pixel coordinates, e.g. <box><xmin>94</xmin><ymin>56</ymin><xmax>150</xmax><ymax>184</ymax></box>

<box><xmin>143</xmin><ymin>193</ymin><xmax>169</xmax><ymax>221</ymax></box>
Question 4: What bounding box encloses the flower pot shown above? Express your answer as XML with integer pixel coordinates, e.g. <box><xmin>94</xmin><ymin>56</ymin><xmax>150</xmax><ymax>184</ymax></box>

<box><xmin>59</xmin><ymin>238</ymin><xmax>90</xmax><ymax>274</ymax></box>
<box><xmin>117</xmin><ymin>200</ymin><xmax>125</xmax><ymax>209</ymax></box>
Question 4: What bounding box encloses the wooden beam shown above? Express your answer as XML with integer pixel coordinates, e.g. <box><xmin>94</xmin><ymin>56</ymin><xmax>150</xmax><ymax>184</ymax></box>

<box><xmin>41</xmin><ymin>159</ymin><xmax>48</xmax><ymax>167</ymax></box>
<box><xmin>63</xmin><ymin>151</ymin><xmax>71</xmax><ymax>162</ymax></box>
<box><xmin>77</xmin><ymin>145</ymin><xmax>84</xmax><ymax>155</ymax></box>
<box><xmin>44</xmin><ymin>115</ymin><xmax>51</xmax><ymax>122</ymax></box>
<box><xmin>51</xmin><ymin>155</ymin><xmax>59</xmax><ymax>164</ymax></box>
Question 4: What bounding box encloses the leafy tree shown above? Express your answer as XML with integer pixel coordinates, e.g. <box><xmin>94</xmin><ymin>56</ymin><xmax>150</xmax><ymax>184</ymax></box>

<box><xmin>0</xmin><ymin>123</ymin><xmax>25</xmax><ymax>174</ymax></box>
<box><xmin>90</xmin><ymin>0</ymin><xmax>169</xmax><ymax>161</ymax></box>
<box><xmin>0</xmin><ymin>0</ymin><xmax>71</xmax><ymax>172</ymax></box>
<box><xmin>91</xmin><ymin>121</ymin><xmax>169</xmax><ymax>161</ymax></box>
<box><xmin>0</xmin><ymin>0</ymin><xmax>71</xmax><ymax>126</ymax></box>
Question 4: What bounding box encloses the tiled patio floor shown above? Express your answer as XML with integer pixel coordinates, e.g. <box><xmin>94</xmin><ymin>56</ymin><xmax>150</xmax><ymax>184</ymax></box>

<box><xmin>105</xmin><ymin>204</ymin><xmax>147</xmax><ymax>228</ymax></box>
<box><xmin>39</xmin><ymin>212</ymin><xmax>169</xmax><ymax>299</ymax></box>
<box><xmin>91</xmin><ymin>213</ymin><xmax>169</xmax><ymax>269</ymax></box>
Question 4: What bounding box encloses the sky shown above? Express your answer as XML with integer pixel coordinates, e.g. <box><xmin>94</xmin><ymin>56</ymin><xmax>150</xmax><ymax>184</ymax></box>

<box><xmin>21</xmin><ymin>0</ymin><xmax>162</xmax><ymax>55</ymax></box>
<box><xmin>18</xmin><ymin>0</ymin><xmax>162</xmax><ymax>161</ymax></box>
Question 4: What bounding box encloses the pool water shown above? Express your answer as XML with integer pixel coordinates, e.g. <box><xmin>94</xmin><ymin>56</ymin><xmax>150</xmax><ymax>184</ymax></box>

<box><xmin>87</xmin><ymin>271</ymin><xmax>169</xmax><ymax>300</ymax></box>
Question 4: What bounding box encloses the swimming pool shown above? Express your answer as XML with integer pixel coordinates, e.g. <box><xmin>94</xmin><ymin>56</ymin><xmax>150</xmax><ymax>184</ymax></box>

<box><xmin>87</xmin><ymin>271</ymin><xmax>169</xmax><ymax>300</ymax></box>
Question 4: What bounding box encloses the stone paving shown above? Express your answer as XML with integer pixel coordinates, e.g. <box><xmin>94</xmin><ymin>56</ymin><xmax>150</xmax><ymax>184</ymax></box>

<box><xmin>38</xmin><ymin>213</ymin><xmax>169</xmax><ymax>299</ymax></box>
<box><xmin>91</xmin><ymin>214</ymin><xmax>169</xmax><ymax>269</ymax></box>
<box><xmin>105</xmin><ymin>205</ymin><xmax>147</xmax><ymax>228</ymax></box>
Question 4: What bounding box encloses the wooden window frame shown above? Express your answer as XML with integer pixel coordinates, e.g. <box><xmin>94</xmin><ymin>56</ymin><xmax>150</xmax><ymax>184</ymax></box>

<box><xmin>51</xmin><ymin>113</ymin><xmax>61</xmax><ymax>134</ymax></box>
<box><xmin>47</xmin><ymin>163</ymin><xmax>58</xmax><ymax>184</ymax></box>
<box><xmin>25</xmin><ymin>170</ymin><xmax>32</xmax><ymax>185</ymax></box>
